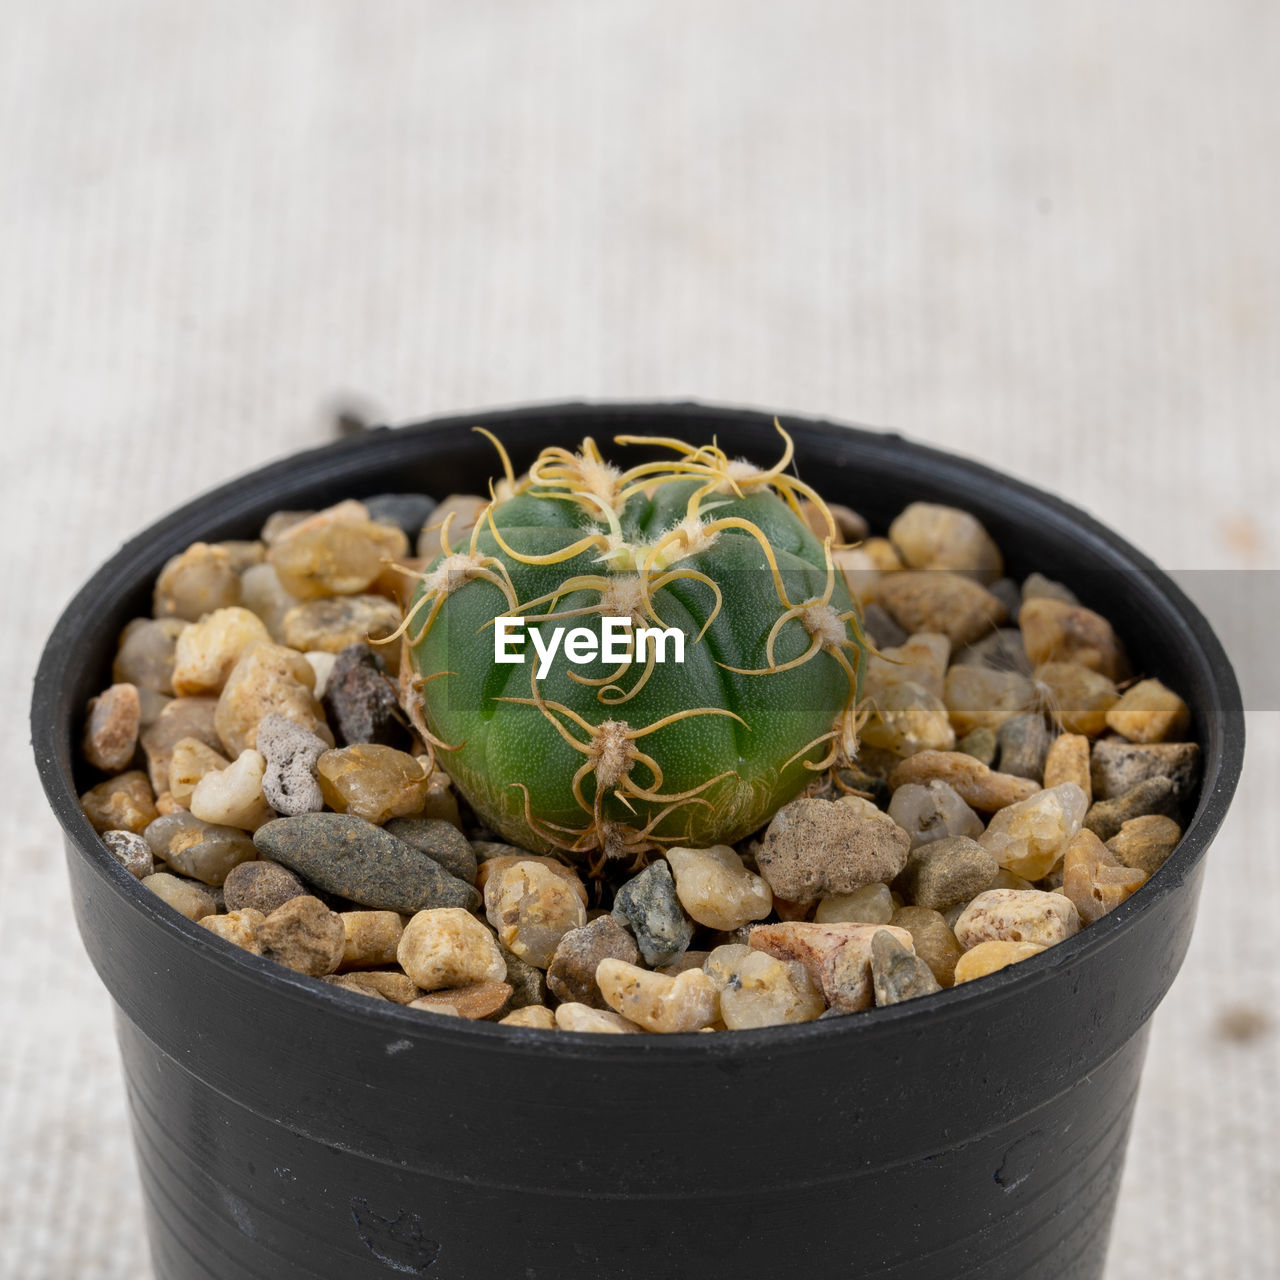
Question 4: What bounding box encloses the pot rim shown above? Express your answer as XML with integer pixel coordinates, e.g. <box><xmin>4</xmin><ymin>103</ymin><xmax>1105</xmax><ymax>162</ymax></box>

<box><xmin>31</xmin><ymin>398</ymin><xmax>1246</xmax><ymax>1059</ymax></box>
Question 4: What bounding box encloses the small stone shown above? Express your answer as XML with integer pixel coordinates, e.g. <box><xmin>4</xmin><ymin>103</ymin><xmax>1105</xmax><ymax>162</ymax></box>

<box><xmin>256</xmin><ymin>713</ymin><xmax>328</xmax><ymax>815</ymax></box>
<box><xmin>890</xmin><ymin>906</ymin><xmax>964</xmax><ymax>987</ymax></box>
<box><xmin>861</xmin><ymin>603</ymin><xmax>907</xmax><ymax>649</ymax></box>
<box><xmin>996</xmin><ymin>713</ymin><xmax>1052</xmax><ymax>781</ymax></box>
<box><xmin>1084</xmin><ymin>777</ymin><xmax>1179</xmax><ymax>842</ymax></box>
<box><xmin>611</xmin><ymin>860</ymin><xmax>694</xmax><ymax>967</ymax></box>
<box><xmin>887</xmin><ymin>503</ymin><xmax>1003</xmax><ymax>583</ymax></box>
<box><xmin>141</xmin><ymin>872</ymin><xmax>216</xmax><ymax>920</ymax></box>
<box><xmin>304</xmin><ymin>651</ymin><xmax>337</xmax><ymax>698</ymax></box>
<box><xmin>82</xmin><ymin>684</ymin><xmax>141</xmax><ymax>772</ymax></box>
<box><xmin>215</xmin><ymin>643</ymin><xmax>330</xmax><ymax>757</ymax></box>
<box><xmin>665</xmin><ymin>845</ymin><xmax>772</xmax><ymax>931</ymax></box>
<box><xmin>954</xmin><ymin>888</ymin><xmax>1080</xmax><ymax>949</ymax></box>
<box><xmin>749</xmin><ymin>921</ymin><xmax>916</xmax><ymax>1012</ymax></box>
<box><xmin>876</xmin><ymin>571</ymin><xmax>1007</xmax><ymax>647</ymax></box>
<box><xmin>317</xmin><ymin>744</ymin><xmax>429</xmax><ymax>824</ymax></box>
<box><xmin>956</xmin><ymin>727</ymin><xmax>998</xmax><ymax>766</ymax></box>
<box><xmin>864</xmin><ymin>633</ymin><xmax>951</xmax><ymax>700</ymax></box>
<box><xmin>815</xmin><ymin>882</ymin><xmax>895</xmax><ymax>925</ymax></box>
<box><xmin>365</xmin><ymin>492</ymin><xmax>439</xmax><ymax>540</ymax></box>
<box><xmin>257</xmin><ymin>896</ymin><xmax>345</xmax><ymax>975</ymax></box>
<box><xmin>80</xmin><ymin>770</ymin><xmax>157</xmax><ymax>835</ymax></box>
<box><xmin>412</xmin><ymin>1003</ymin><xmax>462</xmax><ymax>1019</ymax></box>
<box><xmin>256</xmin><ymin>813</ymin><xmax>480</xmax><ymax>912</ymax></box>
<box><xmin>897</xmin><ymin>836</ymin><xmax>998</xmax><ymax>911</ymax></box>
<box><xmin>990</xmin><ymin>868</ymin><xmax>1035</xmax><ymax>891</ymax></box>
<box><xmin>953</xmin><ymin>939</ymin><xmax>1047</xmax><ymax>983</ymax></box>
<box><xmin>283</xmin><ymin>595</ymin><xmax>403</xmax><ymax>665</ymax></box>
<box><xmin>1106</xmin><ymin>814</ymin><xmax>1182</xmax><ymax>876</ymax></box>
<box><xmin>1020</xmin><ymin>597</ymin><xmax>1126</xmax><ymax>680</ymax></box>
<box><xmin>154</xmin><ymin>791</ymin><xmax>184</xmax><ymax>815</ymax></box>
<box><xmin>755</xmin><ymin>795</ymin><xmax>911</xmax><ymax>903</ymax></box>
<box><xmin>223</xmin><ymin>858</ymin><xmax>308</xmax><ymax>914</ymax></box>
<box><xmin>1043</xmin><ymin>733</ymin><xmax>1092</xmax><ymax>803</ymax></box>
<box><xmin>484</xmin><ymin>860</ymin><xmax>587</xmax><ymax>968</ymax></box>
<box><xmin>554</xmin><ymin>1003</ymin><xmax>642</xmax><ymax>1034</ymax></box>
<box><xmin>326</xmin><ymin>970</ymin><xmax>421</xmax><ymax>1003</ymax></box>
<box><xmin>859</xmin><ymin>682</ymin><xmax>956</xmax><ymax>755</ymax></box>
<box><xmin>189</xmin><ymin>749</ymin><xmax>275</xmax><ymax>830</ymax></box>
<box><xmin>383</xmin><ymin>818</ymin><xmax>478</xmax><ymax>883</ymax></box>
<box><xmin>1022</xmin><ymin>573</ymin><xmax>1078</xmax><ymax>606</ymax></box>
<box><xmin>170</xmin><ymin>608</ymin><xmax>273</xmax><ymax>696</ymax></box>
<box><xmin>953</xmin><ymin>628</ymin><xmax>1033</xmax><ymax>676</ymax></box>
<box><xmin>267</xmin><ymin>501</ymin><xmax>407</xmax><ymax>600</ymax></box>
<box><xmin>214</xmin><ymin>540</ymin><xmax>266</xmax><ymax>572</ymax></box>
<box><xmin>397</xmin><ymin>908</ymin><xmax>506</xmax><ymax>990</ymax></box>
<box><xmin>321</xmin><ymin>642</ymin><xmax>414</xmax><ymax>746</ymax></box>
<box><xmin>199</xmin><ymin>908</ymin><xmax>266</xmax><ymax>953</ymax></box>
<box><xmin>261</xmin><ymin>510</ymin><xmax>313</xmax><ymax>543</ymax></box>
<box><xmin>410</xmin><ymin>982</ymin><xmax>513</xmax><ymax>1020</ymax></box>
<box><xmin>499</xmin><ymin>945</ymin><xmax>548</xmax><ymax>1010</ymax></box>
<box><xmin>167</xmin><ymin>736</ymin><xmax>230</xmax><ymax>805</ymax></box>
<box><xmin>1061</xmin><ymin>829</ymin><xmax>1148</xmax><ymax>924</ymax></box>
<box><xmin>135</xmin><ymin>688</ymin><xmax>172</xmax><ymax>728</ymax></box>
<box><xmin>978</xmin><ymin>783</ymin><xmax>1089</xmax><ymax>880</ymax></box>
<box><xmin>153</xmin><ymin>543</ymin><xmax>240</xmax><ymax>621</ymax></box>
<box><xmin>703</xmin><ymin>944</ymin><xmax>755</xmax><ymax>990</ymax></box>
<box><xmin>944</xmin><ymin>666</ymin><xmax>1036</xmax><ymax>737</ymax></box>
<box><xmin>239</xmin><ymin>563</ymin><xmax>300</xmax><ymax>642</ymax></box>
<box><xmin>1032</xmin><ymin>662</ymin><xmax>1119</xmax><ymax>737</ymax></box>
<box><xmin>1104</xmin><ymin>679</ymin><xmax>1191</xmax><ymax>744</ymax></box>
<box><xmin>888</xmin><ymin>751</ymin><xmax>1041</xmax><ymax>812</ymax></box>
<box><xmin>717</xmin><ymin>950</ymin><xmax>825</xmax><ymax>1029</ymax></box>
<box><xmin>417</xmin><ymin>494</ymin><xmax>487</xmax><ymax>563</ymax></box>
<box><xmin>887</xmin><ymin>780</ymin><xmax>984</xmax><ymax>849</ymax></box>
<box><xmin>340</xmin><ymin>910</ymin><xmax>405</xmax><ymax>968</ymax></box>
<box><xmin>325</xmin><ymin>976</ymin><xmax>389</xmax><ymax>1001</ymax></box>
<box><xmin>476</xmin><ymin>855</ymin><xmax>587</xmax><ymax>904</ymax></box>
<box><xmin>101</xmin><ymin>829</ymin><xmax>154</xmax><ymax>879</ymax></box>
<box><xmin>596</xmin><ymin>959</ymin><xmax>719</xmax><ymax>1033</ymax></box>
<box><xmin>143</xmin><ymin>812</ymin><xmax>258</xmax><ymax>885</ymax></box>
<box><xmin>871</xmin><ymin>929</ymin><xmax>942</xmax><ymax>1006</ymax></box>
<box><xmin>546</xmin><ymin>916</ymin><xmax>640</xmax><ymax>1008</ymax></box>
<box><xmin>500</xmin><ymin>1006</ymin><xmax>556</xmax><ymax>1029</ymax></box>
<box><xmin>988</xmin><ymin>578</ymin><xmax>1022</xmax><ymax>622</ymax></box>
<box><xmin>113</xmin><ymin>618</ymin><xmax>187</xmax><ymax>693</ymax></box>
<box><xmin>140</xmin><ymin>697</ymin><xmax>222</xmax><ymax>793</ymax></box>
<box><xmin>1090</xmin><ymin>740</ymin><xmax>1201</xmax><ymax>803</ymax></box>
<box><xmin>834</xmin><ymin>545</ymin><xmax>888</xmax><ymax>605</ymax></box>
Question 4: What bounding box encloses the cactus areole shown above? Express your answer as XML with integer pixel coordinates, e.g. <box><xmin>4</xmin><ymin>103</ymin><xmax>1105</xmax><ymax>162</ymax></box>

<box><xmin>399</xmin><ymin>426</ymin><xmax>867</xmax><ymax>868</ymax></box>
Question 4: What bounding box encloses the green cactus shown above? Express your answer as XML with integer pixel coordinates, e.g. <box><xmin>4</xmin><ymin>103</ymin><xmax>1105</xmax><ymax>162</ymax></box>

<box><xmin>396</xmin><ymin>426</ymin><xmax>867</xmax><ymax>869</ymax></box>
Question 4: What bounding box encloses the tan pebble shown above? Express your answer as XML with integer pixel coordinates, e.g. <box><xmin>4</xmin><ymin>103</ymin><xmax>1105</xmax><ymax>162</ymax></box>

<box><xmin>1043</xmin><ymin>733</ymin><xmax>1091</xmax><ymax>803</ymax></box>
<box><xmin>213</xmin><ymin>540</ymin><xmax>265</xmax><ymax>572</ymax></box>
<box><xmin>153</xmin><ymin>543</ymin><xmax>241</xmax><ymax>621</ymax></box>
<box><xmin>113</xmin><ymin>617</ymin><xmax>188</xmax><ymax>694</ymax></box>
<box><xmin>864</xmin><ymin>633</ymin><xmax>951</xmax><ymax>701</ymax></box>
<box><xmin>888</xmin><ymin>503</ymin><xmax>1004</xmax><ymax>583</ymax></box>
<box><xmin>239</xmin><ymin>563</ymin><xmax>300</xmax><ymax>642</ymax></box>
<box><xmin>978</xmin><ymin>783</ymin><xmax>1088</xmax><ymax>880</ymax></box>
<box><xmin>717</xmin><ymin>950</ymin><xmax>825</xmax><ymax>1029</ymax></box>
<box><xmin>954</xmin><ymin>888</ymin><xmax>1080</xmax><ymax>949</ymax></box>
<box><xmin>815</xmin><ymin>883</ymin><xmax>894</xmax><ymax>925</ymax></box>
<box><xmin>101</xmin><ymin>829</ymin><xmax>155</xmax><ymax>878</ymax></box>
<box><xmin>554</xmin><ymin>1003</ymin><xmax>642</xmax><ymax>1034</ymax></box>
<box><xmin>410</xmin><ymin>981</ymin><xmax>512</xmax><ymax>1019</ymax></box>
<box><xmin>397</xmin><ymin>907</ymin><xmax>506</xmax><ymax>990</ymax></box>
<box><xmin>140</xmin><ymin>697</ymin><xmax>222</xmax><ymax>793</ymax></box>
<box><xmin>170</xmin><ymin>608</ymin><xmax>272</xmax><ymax>697</ymax></box>
<box><xmin>325</xmin><ymin>975</ymin><xmax>389</xmax><ymax>1000</ymax></box>
<box><xmin>702</xmin><ymin>944</ymin><xmax>756</xmax><ymax>991</ymax></box>
<box><xmin>833</xmin><ymin>545</ymin><xmax>885</xmax><ymax>604</ymax></box>
<box><xmin>1061</xmin><ymin>829</ymin><xmax>1148</xmax><ymax>924</ymax></box>
<box><xmin>890</xmin><ymin>906</ymin><xmax>964</xmax><ymax>987</ymax></box>
<box><xmin>888</xmin><ymin>751</ymin><xmax>1040</xmax><ymax>812</ymax></box>
<box><xmin>876</xmin><ymin>571</ymin><xmax>1007</xmax><ymax>647</ymax></box>
<box><xmin>1104</xmin><ymin>679</ymin><xmax>1191</xmax><ymax>744</ymax></box>
<box><xmin>199</xmin><ymin>908</ymin><xmax>266</xmax><ymax>953</ymax></box>
<box><xmin>665</xmin><ymin>845</ymin><xmax>772</xmax><ymax>931</ymax></box>
<box><xmin>500</xmin><ymin>1006</ymin><xmax>557</xmax><ymax>1029</ymax></box>
<box><xmin>190</xmin><ymin>749</ymin><xmax>275</xmax><ymax>830</ymax></box>
<box><xmin>80</xmin><ymin>770</ymin><xmax>158</xmax><ymax>835</ymax></box>
<box><xmin>258</xmin><ymin>895</ymin><xmax>345</xmax><ymax>976</ymax></box>
<box><xmin>316</xmin><ymin>744</ymin><xmax>428</xmax><ymax>824</ymax></box>
<box><xmin>282</xmin><ymin>594</ymin><xmax>403</xmax><ymax>659</ymax></box>
<box><xmin>1032</xmin><ymin>662</ymin><xmax>1118</xmax><ymax>737</ymax></box>
<box><xmin>1020</xmin><ymin>597</ymin><xmax>1126</xmax><ymax>681</ymax></box>
<box><xmin>484</xmin><ymin>861</ymin><xmax>587</xmax><ymax>968</ymax></box>
<box><xmin>476</xmin><ymin>855</ymin><xmax>587</xmax><ymax>903</ymax></box>
<box><xmin>1106</xmin><ymin>814</ymin><xmax>1182</xmax><ymax>877</ymax></box>
<box><xmin>82</xmin><ymin>684</ymin><xmax>142</xmax><ymax>772</ymax></box>
<box><xmin>142</xmin><ymin>871</ymin><xmax>216</xmax><ymax>921</ymax></box>
<box><xmin>267</xmin><ymin>501</ymin><xmax>407</xmax><ymax>600</ymax></box>
<box><xmin>261</xmin><ymin>510</ymin><xmax>313</xmax><ymax>544</ymax></box>
<box><xmin>215</xmin><ymin>643</ymin><xmax>330</xmax><ymax>756</ymax></box>
<box><xmin>943</xmin><ymin>666</ymin><xmax>1035</xmax><ymax>737</ymax></box>
<box><xmin>168</xmin><ymin>736</ymin><xmax>231</xmax><ymax>804</ymax></box>
<box><xmin>340</xmin><ymin>910</ymin><xmax>405</xmax><ymax>969</ymax></box>
<box><xmin>954</xmin><ymin>939</ymin><xmax>1047</xmax><ymax>982</ymax></box>
<box><xmin>327</xmin><ymin>970</ymin><xmax>421</xmax><ymax>1003</ymax></box>
<box><xmin>595</xmin><ymin>959</ymin><xmax>719</xmax><ymax>1033</ymax></box>
<box><xmin>144</xmin><ymin>812</ymin><xmax>256</xmax><ymax>884</ymax></box>
<box><xmin>409</xmin><ymin>1002</ymin><xmax>461</xmax><ymax>1018</ymax></box>
<box><xmin>859</xmin><ymin>682</ymin><xmax>956</xmax><ymax>755</ymax></box>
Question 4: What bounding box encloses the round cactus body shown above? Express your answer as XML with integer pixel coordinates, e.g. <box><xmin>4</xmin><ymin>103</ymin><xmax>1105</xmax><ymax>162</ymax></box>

<box><xmin>401</xmin><ymin>428</ymin><xmax>866</xmax><ymax>866</ymax></box>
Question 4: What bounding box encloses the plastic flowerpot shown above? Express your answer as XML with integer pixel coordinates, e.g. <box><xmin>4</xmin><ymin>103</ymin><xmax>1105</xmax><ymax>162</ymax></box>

<box><xmin>31</xmin><ymin>402</ymin><xmax>1245</xmax><ymax>1280</ymax></box>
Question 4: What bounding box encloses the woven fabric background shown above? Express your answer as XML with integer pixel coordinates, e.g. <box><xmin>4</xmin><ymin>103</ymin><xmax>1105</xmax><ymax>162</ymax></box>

<box><xmin>3</xmin><ymin>2</ymin><xmax>1277</xmax><ymax>1276</ymax></box>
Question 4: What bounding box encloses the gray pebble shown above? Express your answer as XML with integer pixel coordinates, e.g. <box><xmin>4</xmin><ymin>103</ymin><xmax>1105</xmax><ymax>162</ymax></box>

<box><xmin>102</xmin><ymin>829</ymin><xmax>154</xmax><ymax>879</ymax></box>
<box><xmin>143</xmin><ymin>812</ymin><xmax>256</xmax><ymax>886</ymax></box>
<box><xmin>546</xmin><ymin>916</ymin><xmax>641</xmax><ymax>1008</ymax></box>
<box><xmin>861</xmin><ymin>603</ymin><xmax>907</xmax><ymax>650</ymax></box>
<box><xmin>223</xmin><ymin>858</ymin><xmax>309</xmax><ymax>914</ymax></box>
<box><xmin>987</xmin><ymin>578</ymin><xmax>1022</xmax><ymax>624</ymax></box>
<box><xmin>871</xmin><ymin>929</ymin><xmax>942</xmax><ymax>1006</ymax></box>
<box><xmin>499</xmin><ymin>945</ymin><xmax>547</xmax><ymax>1011</ymax></box>
<box><xmin>996</xmin><ymin>713</ymin><xmax>1052</xmax><ymax>781</ymax></box>
<box><xmin>364</xmin><ymin>493</ymin><xmax>438</xmax><ymax>540</ymax></box>
<box><xmin>897</xmin><ymin>836</ymin><xmax>998</xmax><ymax>911</ymax></box>
<box><xmin>383</xmin><ymin>817</ymin><xmax>478</xmax><ymax>884</ymax></box>
<box><xmin>1090</xmin><ymin>740</ymin><xmax>1201</xmax><ymax>803</ymax></box>
<box><xmin>956</xmin><ymin>727</ymin><xmax>998</xmax><ymax>766</ymax></box>
<box><xmin>612</xmin><ymin>860</ymin><xmax>694</xmax><ymax>967</ymax></box>
<box><xmin>1083</xmin><ymin>776</ymin><xmax>1179</xmax><ymax>842</ymax></box>
<box><xmin>322</xmin><ymin>644</ymin><xmax>412</xmax><ymax>749</ymax></box>
<box><xmin>257</xmin><ymin>713</ymin><xmax>327</xmax><ymax>815</ymax></box>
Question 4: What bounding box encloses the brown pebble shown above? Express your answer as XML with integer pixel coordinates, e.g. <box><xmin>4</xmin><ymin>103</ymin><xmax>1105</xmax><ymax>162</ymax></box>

<box><xmin>409</xmin><ymin>981</ymin><xmax>513</xmax><ymax>1020</ymax></box>
<box><xmin>222</xmin><ymin>858</ymin><xmax>309</xmax><ymax>915</ymax></box>
<box><xmin>257</xmin><ymin>895</ymin><xmax>346</xmax><ymax>976</ymax></box>
<box><xmin>199</xmin><ymin>908</ymin><xmax>266</xmax><ymax>953</ymax></box>
<box><xmin>1106</xmin><ymin>814</ymin><xmax>1183</xmax><ymax>877</ymax></box>
<box><xmin>1061</xmin><ymin>829</ymin><xmax>1148</xmax><ymax>924</ymax></box>
<box><xmin>1032</xmin><ymin>662</ymin><xmax>1118</xmax><ymax>737</ymax></box>
<box><xmin>888</xmin><ymin>751</ymin><xmax>1040</xmax><ymax>812</ymax></box>
<box><xmin>1104</xmin><ymin>678</ymin><xmax>1190</xmax><ymax>744</ymax></box>
<box><xmin>80</xmin><ymin>770</ymin><xmax>158</xmax><ymax>835</ymax></box>
<box><xmin>876</xmin><ymin>571</ymin><xmax>1007</xmax><ymax>647</ymax></box>
<box><xmin>340</xmin><ymin>910</ymin><xmax>405</xmax><ymax>969</ymax></box>
<box><xmin>1043</xmin><ymin>733</ymin><xmax>1091</xmax><ymax>803</ymax></box>
<box><xmin>953</xmin><ymin>939</ymin><xmax>1046</xmax><ymax>983</ymax></box>
<box><xmin>82</xmin><ymin>684</ymin><xmax>142</xmax><ymax>772</ymax></box>
<box><xmin>546</xmin><ymin>915</ymin><xmax>641</xmax><ymax>1008</ymax></box>
<box><xmin>500</xmin><ymin>1006</ymin><xmax>556</xmax><ymax>1029</ymax></box>
<box><xmin>890</xmin><ymin>906</ymin><xmax>964</xmax><ymax>988</ymax></box>
<box><xmin>1019</xmin><ymin>597</ymin><xmax>1126</xmax><ymax>681</ymax></box>
<box><xmin>326</xmin><ymin>970</ymin><xmax>421</xmax><ymax>1004</ymax></box>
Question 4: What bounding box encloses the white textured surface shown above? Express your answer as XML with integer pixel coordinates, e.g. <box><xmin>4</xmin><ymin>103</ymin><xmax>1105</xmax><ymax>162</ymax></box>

<box><xmin>3</xmin><ymin>2</ymin><xmax>1278</xmax><ymax>1276</ymax></box>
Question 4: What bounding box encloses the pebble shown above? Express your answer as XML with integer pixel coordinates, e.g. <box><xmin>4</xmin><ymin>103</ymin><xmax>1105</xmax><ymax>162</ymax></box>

<box><xmin>143</xmin><ymin>812</ymin><xmax>258</xmax><ymax>885</ymax></box>
<box><xmin>1104</xmin><ymin>678</ymin><xmax>1191</xmax><ymax>744</ymax></box>
<box><xmin>954</xmin><ymin>888</ymin><xmax>1081</xmax><ymax>949</ymax></box>
<box><xmin>665</xmin><ymin>845</ymin><xmax>772</xmax><ymax>931</ymax></box>
<box><xmin>305</xmin><ymin>651</ymin><xmax>337</xmax><ymax>699</ymax></box>
<box><xmin>956</xmin><ymin>727</ymin><xmax>998</xmax><ymax>766</ymax></box>
<box><xmin>500</xmin><ymin>1006</ymin><xmax>556</xmax><ymax>1030</ymax></box>
<box><xmin>859</xmin><ymin>682</ymin><xmax>956</xmax><ymax>755</ymax></box>
<box><xmin>834</xmin><ymin>545</ymin><xmax>886</xmax><ymax>605</ymax></box>
<box><xmin>140</xmin><ymin>696</ymin><xmax>222</xmax><ymax>793</ymax></box>
<box><xmin>317</xmin><ymin>744</ymin><xmax>429</xmax><ymax>824</ymax></box>
<box><xmin>1061</xmin><ymin>829</ymin><xmax>1148</xmax><ymax>924</ymax></box>
<box><xmin>871</xmin><ymin>929</ymin><xmax>942</xmax><ymax>1006</ymax></box>
<box><xmin>113</xmin><ymin>617</ymin><xmax>187</xmax><ymax>693</ymax></box>
<box><xmin>82</xmin><ymin>684</ymin><xmax>141</xmax><ymax>772</ymax></box>
<box><xmin>397</xmin><ymin>907</ymin><xmax>506</xmax><ymax>990</ymax></box>
<box><xmin>383</xmin><ymin>817</ymin><xmax>477</xmax><ymax>883</ymax></box>
<box><xmin>267</xmin><ymin>501</ymin><xmax>407</xmax><ymax>600</ymax></box>
<box><xmin>199</xmin><ymin>909</ymin><xmax>265</xmax><ymax>953</ymax></box>
<box><xmin>135</xmin><ymin>688</ymin><xmax>172</xmax><ymax>728</ymax></box>
<box><xmin>153</xmin><ymin>542</ymin><xmax>241</xmax><ymax>621</ymax></box>
<box><xmin>887</xmin><ymin>503</ymin><xmax>1004</xmax><ymax>583</ymax></box>
<box><xmin>876</xmin><ymin>571</ymin><xmax>1008</xmax><ymax>646</ymax></box>
<box><xmin>326</xmin><ymin>970</ymin><xmax>421</xmax><ymax>1004</ymax></box>
<box><xmin>477</xmin><ymin>854</ymin><xmax>588</xmax><ymax>904</ymax></box>
<box><xmin>754</xmin><ymin>795</ymin><xmax>911</xmax><ymax>903</ymax></box>
<box><xmin>611</xmin><ymin>860</ymin><xmax>695</xmax><ymax>967</ymax></box>
<box><xmin>554</xmin><ymin>1003</ymin><xmax>642</xmax><ymax>1034</ymax></box>
<box><xmin>325</xmin><ymin>977</ymin><xmax>388</xmax><ymax>1001</ymax></box>
<box><xmin>321</xmin><ymin>644</ymin><xmax>412</xmax><ymax>748</ymax></box>
<box><xmin>944</xmin><ymin>666</ymin><xmax>1036</xmax><ymax>736</ymax></box>
<box><xmin>365</xmin><ymin>492</ymin><xmax>439</xmax><ymax>540</ymax></box>
<box><xmin>80</xmin><ymin>770</ymin><xmax>157</xmax><ymax>835</ymax></box>
<box><xmin>257</xmin><ymin>896</ymin><xmax>346</xmax><ymax>976</ymax></box>
<box><xmin>255</xmin><ymin>813</ymin><xmax>480</xmax><ymax>912</ymax></box>
<box><xmin>1090</xmin><ymin>740</ymin><xmax>1201</xmax><ymax>803</ymax></box>
<box><xmin>1019</xmin><ymin>597</ymin><xmax>1127</xmax><ymax>681</ymax></box>
<box><xmin>410</xmin><ymin>982</ymin><xmax>513</xmax><ymax>1020</ymax></box>
<box><xmin>953</xmin><ymin>628</ymin><xmax>1032</xmax><ymax>676</ymax></box>
<box><xmin>223</xmin><ymin>858</ymin><xmax>308</xmax><ymax>914</ymax></box>
<box><xmin>749</xmin><ymin>920</ymin><xmax>916</xmax><ymax>1013</ymax></box>
<box><xmin>215</xmin><ymin>643</ymin><xmax>330</xmax><ymax>756</ymax></box>
<box><xmin>987</xmin><ymin>578</ymin><xmax>1022</xmax><ymax>622</ymax></box>
<box><xmin>595</xmin><ymin>959</ymin><xmax>719</xmax><ymax>1033</ymax></box>
<box><xmin>546</xmin><ymin>915</ymin><xmax>641</xmax><ymax>1007</ymax></box>
<box><xmin>953</xmin><ymin>940</ymin><xmax>1047</xmax><ymax>983</ymax></box>
<box><xmin>716</xmin><ymin>950</ymin><xmax>826</xmax><ymax>1029</ymax></box>
<box><xmin>239</xmin><ymin>563</ymin><xmax>300</xmax><ymax>642</ymax></box>
<box><xmin>996</xmin><ymin>712</ymin><xmax>1052</xmax><ymax>781</ymax></box>
<box><xmin>167</xmin><ymin>737</ymin><xmax>230</xmax><ymax>805</ymax></box>
<box><xmin>283</xmin><ymin>597</ymin><xmax>403</xmax><ymax>669</ymax></box>
<box><xmin>416</xmin><ymin>494</ymin><xmax>487</xmax><ymax>563</ymax></box>
<box><xmin>1106</xmin><ymin>814</ymin><xmax>1183</xmax><ymax>876</ymax></box>
<box><xmin>256</xmin><ymin>713</ymin><xmax>328</xmax><ymax>815</ymax></box>
<box><xmin>1043</xmin><ymin>733</ymin><xmax>1092</xmax><ymax>803</ymax></box>
<box><xmin>1083</xmin><ymin>776</ymin><xmax>1179</xmax><ymax>842</ymax></box>
<box><xmin>897</xmin><ymin>836</ymin><xmax>998</xmax><ymax>912</ymax></box>
<box><xmin>865</xmin><ymin>633</ymin><xmax>951</xmax><ymax>700</ymax></box>
<box><xmin>340</xmin><ymin>910</ymin><xmax>405</xmax><ymax>968</ymax></box>
<box><xmin>484</xmin><ymin>859</ymin><xmax>587</xmax><ymax>968</ymax></box>
<box><xmin>887</xmin><ymin>780</ymin><xmax>984</xmax><ymax>849</ymax></box>
<box><xmin>189</xmin><ymin>749</ymin><xmax>275</xmax><ymax>830</ymax></box>
<box><xmin>1022</xmin><ymin>573</ymin><xmax>1078</xmax><ymax>606</ymax></box>
<box><xmin>861</xmin><ymin>603</ymin><xmax>907</xmax><ymax>649</ymax></box>
<box><xmin>1031</xmin><ymin>662</ymin><xmax>1119</xmax><ymax>737</ymax></box>
<box><xmin>499</xmin><ymin>945</ymin><xmax>548</xmax><ymax>1009</ymax></box>
<box><xmin>888</xmin><ymin>751</ymin><xmax>1040</xmax><ymax>812</ymax></box>
<box><xmin>703</xmin><ymin>944</ymin><xmax>754</xmax><ymax>990</ymax></box>
<box><xmin>814</xmin><ymin>882</ymin><xmax>895</xmax><ymax>925</ymax></box>
<box><xmin>170</xmin><ymin>608</ymin><xmax>272</xmax><ymax>696</ymax></box>
<box><xmin>142</xmin><ymin>872</ymin><xmax>217</xmax><ymax>920</ymax></box>
<box><xmin>101</xmin><ymin>829</ymin><xmax>154</xmax><ymax>879</ymax></box>
<box><xmin>978</xmin><ymin>782</ymin><xmax>1088</xmax><ymax>880</ymax></box>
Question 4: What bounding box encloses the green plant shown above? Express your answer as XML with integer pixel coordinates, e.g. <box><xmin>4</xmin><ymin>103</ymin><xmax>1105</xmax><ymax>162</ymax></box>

<box><xmin>396</xmin><ymin>426</ymin><xmax>867</xmax><ymax>868</ymax></box>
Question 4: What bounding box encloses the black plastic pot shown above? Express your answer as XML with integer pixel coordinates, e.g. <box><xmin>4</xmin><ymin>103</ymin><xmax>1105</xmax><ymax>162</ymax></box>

<box><xmin>32</xmin><ymin>402</ymin><xmax>1244</xmax><ymax>1280</ymax></box>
